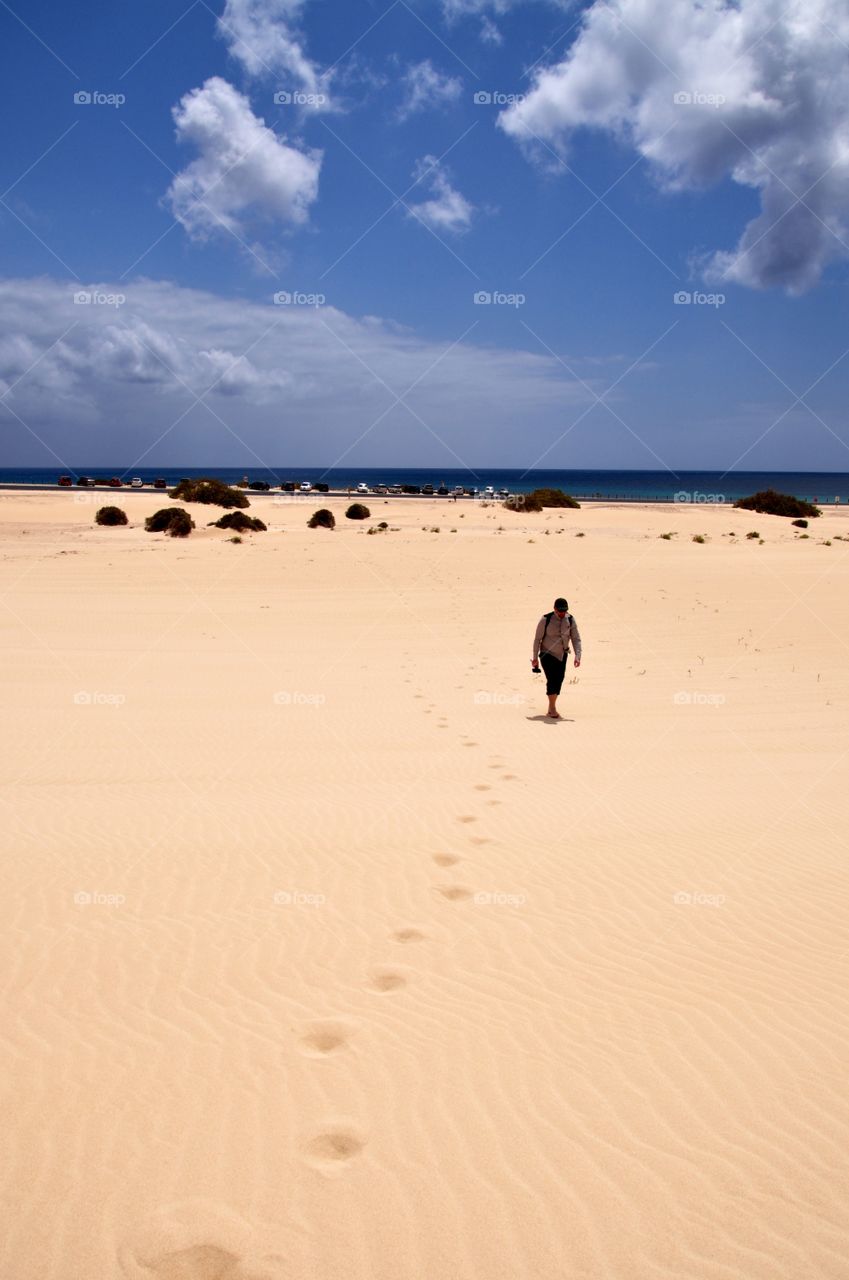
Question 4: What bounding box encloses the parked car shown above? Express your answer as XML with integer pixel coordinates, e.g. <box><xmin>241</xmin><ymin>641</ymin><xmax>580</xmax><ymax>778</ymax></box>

<box><xmin>356</xmin><ymin>482</ymin><xmax>369</xmax><ymax>494</ymax></box>
<box><xmin>299</xmin><ymin>481</ymin><xmax>312</xmax><ymax>493</ymax></box>
<box><xmin>109</xmin><ymin>477</ymin><xmax>123</xmax><ymax>487</ymax></box>
<box><xmin>249</xmin><ymin>480</ymin><xmax>270</xmax><ymax>491</ymax></box>
<box><xmin>452</xmin><ymin>486</ymin><xmax>464</xmax><ymax>496</ymax></box>
<box><xmin>314</xmin><ymin>482</ymin><xmax>330</xmax><ymax>493</ymax></box>
<box><xmin>153</xmin><ymin>478</ymin><xmax>167</xmax><ymax>489</ymax></box>
<box><xmin>280</xmin><ymin>481</ymin><xmax>296</xmax><ymax>492</ymax></box>
<box><xmin>484</xmin><ymin>486</ymin><xmax>495</xmax><ymax>498</ymax></box>
<box><xmin>130</xmin><ymin>477</ymin><xmax>144</xmax><ymax>488</ymax></box>
<box><xmin>497</xmin><ymin>488</ymin><xmax>510</xmax><ymax>499</ymax></box>
<box><xmin>388</xmin><ymin>484</ymin><xmax>402</xmax><ymax>495</ymax></box>
<box><xmin>402</xmin><ymin>484</ymin><xmax>421</xmax><ymax>495</ymax></box>
<box><xmin>57</xmin><ymin>475</ymin><xmax>72</xmax><ymax>486</ymax></box>
<box><xmin>76</xmin><ymin>476</ymin><xmax>96</xmax><ymax>486</ymax></box>
<box><xmin>437</xmin><ymin>486</ymin><xmax>448</xmax><ymax>496</ymax></box>
<box><xmin>372</xmin><ymin>484</ymin><xmax>388</xmax><ymax>494</ymax></box>
<box><xmin>422</xmin><ymin>483</ymin><xmax>434</xmax><ymax>495</ymax></box>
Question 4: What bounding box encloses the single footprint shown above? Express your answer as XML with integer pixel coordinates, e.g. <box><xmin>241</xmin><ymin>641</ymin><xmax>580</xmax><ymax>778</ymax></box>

<box><xmin>368</xmin><ymin>969</ymin><xmax>408</xmax><ymax>992</ymax></box>
<box><xmin>391</xmin><ymin>927</ymin><xmax>427</xmax><ymax>944</ymax></box>
<box><xmin>435</xmin><ymin>884</ymin><xmax>473</xmax><ymax>902</ymax></box>
<box><xmin>304</xmin><ymin>1126</ymin><xmax>366</xmax><ymax>1173</ymax></box>
<box><xmin>462</xmin><ymin>741</ymin><xmax>478</xmax><ymax>748</ymax></box>
<box><xmin>501</xmin><ymin>774</ymin><xmax>518</xmax><ymax>781</ymax></box>
<box><xmin>469</xmin><ymin>836</ymin><xmax>492</xmax><ymax>846</ymax></box>
<box><xmin>473</xmin><ymin>784</ymin><xmax>491</xmax><ymax>791</ymax></box>
<box><xmin>432</xmin><ymin>852</ymin><xmax>460</xmax><ymax>867</ymax></box>
<box><xmin>118</xmin><ymin>1200</ymin><xmax>284</xmax><ymax>1280</ymax></box>
<box><xmin>297</xmin><ymin>1019</ymin><xmax>354</xmax><ymax>1057</ymax></box>
<box><xmin>456</xmin><ymin>815</ymin><xmax>477</xmax><ymax>824</ymax></box>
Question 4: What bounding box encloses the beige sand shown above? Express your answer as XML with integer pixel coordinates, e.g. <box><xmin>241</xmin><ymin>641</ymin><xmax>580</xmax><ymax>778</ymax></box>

<box><xmin>1</xmin><ymin>489</ymin><xmax>848</xmax><ymax>1280</ymax></box>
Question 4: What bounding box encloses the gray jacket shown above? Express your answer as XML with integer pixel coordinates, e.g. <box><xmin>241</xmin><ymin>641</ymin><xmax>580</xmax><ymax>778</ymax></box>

<box><xmin>533</xmin><ymin>612</ymin><xmax>581</xmax><ymax>663</ymax></box>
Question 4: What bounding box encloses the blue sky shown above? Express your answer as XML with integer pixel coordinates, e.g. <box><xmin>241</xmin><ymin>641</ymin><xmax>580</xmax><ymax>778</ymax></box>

<box><xmin>1</xmin><ymin>0</ymin><xmax>848</xmax><ymax>472</ymax></box>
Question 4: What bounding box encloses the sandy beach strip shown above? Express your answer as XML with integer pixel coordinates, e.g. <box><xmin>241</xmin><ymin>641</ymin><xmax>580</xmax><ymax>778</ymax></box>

<box><xmin>1</xmin><ymin>489</ymin><xmax>848</xmax><ymax>1280</ymax></box>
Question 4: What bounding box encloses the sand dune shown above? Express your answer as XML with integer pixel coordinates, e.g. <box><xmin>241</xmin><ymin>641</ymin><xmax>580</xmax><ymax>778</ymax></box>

<box><xmin>1</xmin><ymin>490</ymin><xmax>848</xmax><ymax>1279</ymax></box>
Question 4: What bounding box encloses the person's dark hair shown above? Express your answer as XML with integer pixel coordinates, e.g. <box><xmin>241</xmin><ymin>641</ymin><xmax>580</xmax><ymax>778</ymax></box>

<box><xmin>554</xmin><ymin>597</ymin><xmax>568</xmax><ymax>610</ymax></box>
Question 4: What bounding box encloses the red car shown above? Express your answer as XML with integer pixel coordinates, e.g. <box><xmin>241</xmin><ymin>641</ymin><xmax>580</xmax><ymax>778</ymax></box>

<box><xmin>109</xmin><ymin>477</ymin><xmax>123</xmax><ymax>487</ymax></box>
<box><xmin>57</xmin><ymin>475</ymin><xmax>72</xmax><ymax>486</ymax></box>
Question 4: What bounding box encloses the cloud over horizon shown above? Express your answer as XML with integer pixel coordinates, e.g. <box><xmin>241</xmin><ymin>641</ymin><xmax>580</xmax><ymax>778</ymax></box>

<box><xmin>500</xmin><ymin>0</ymin><xmax>849</xmax><ymax>293</ymax></box>
<box><xmin>0</xmin><ymin>277</ymin><xmax>593</xmax><ymax>467</ymax></box>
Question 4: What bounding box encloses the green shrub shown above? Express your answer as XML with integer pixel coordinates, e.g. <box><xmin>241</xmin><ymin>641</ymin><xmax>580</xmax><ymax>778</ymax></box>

<box><xmin>791</xmin><ymin>519</ymin><xmax>808</xmax><ymax>529</ymax></box>
<box><xmin>95</xmin><ymin>506</ymin><xmax>128</xmax><ymax>527</ymax></box>
<box><xmin>145</xmin><ymin>507</ymin><xmax>195</xmax><ymax>537</ymax></box>
<box><xmin>168</xmin><ymin>477</ymin><xmax>249</xmax><ymax>509</ymax></box>
<box><xmin>692</xmin><ymin>534</ymin><xmax>706</xmax><ymax>544</ymax></box>
<box><xmin>308</xmin><ymin>508</ymin><xmax>335</xmax><ymax>529</ymax></box>
<box><xmin>346</xmin><ymin>502</ymin><xmax>370</xmax><ymax>520</ymax></box>
<box><xmin>660</xmin><ymin>532</ymin><xmax>674</xmax><ymax>540</ymax></box>
<box><xmin>209</xmin><ymin>511</ymin><xmax>267</xmax><ymax>532</ymax></box>
<box><xmin>734</xmin><ymin>489</ymin><xmax>820</xmax><ymax>518</ymax></box>
<box><xmin>230</xmin><ymin>535</ymin><xmax>242</xmax><ymax>544</ymax></box>
<box><xmin>530</xmin><ymin>487</ymin><xmax>581</xmax><ymax>509</ymax></box>
<box><xmin>378</xmin><ymin>521</ymin><xmax>388</xmax><ymax>530</ymax></box>
<box><xmin>746</xmin><ymin>530</ymin><xmax>759</xmax><ymax>539</ymax></box>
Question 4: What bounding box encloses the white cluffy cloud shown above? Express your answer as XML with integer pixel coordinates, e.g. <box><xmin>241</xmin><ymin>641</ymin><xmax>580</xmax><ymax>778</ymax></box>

<box><xmin>218</xmin><ymin>0</ymin><xmax>329</xmax><ymax>102</ymax></box>
<box><xmin>398</xmin><ymin>60</ymin><xmax>463</xmax><ymax>121</ymax></box>
<box><xmin>500</xmin><ymin>0</ymin><xmax>849</xmax><ymax>293</ymax></box>
<box><xmin>166</xmin><ymin>77</ymin><xmax>322</xmax><ymax>241</ymax></box>
<box><xmin>407</xmin><ymin>156</ymin><xmax>475</xmax><ymax>234</ymax></box>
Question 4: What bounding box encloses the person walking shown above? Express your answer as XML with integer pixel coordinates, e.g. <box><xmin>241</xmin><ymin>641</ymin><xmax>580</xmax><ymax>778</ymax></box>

<box><xmin>531</xmin><ymin>597</ymin><xmax>581</xmax><ymax>719</ymax></box>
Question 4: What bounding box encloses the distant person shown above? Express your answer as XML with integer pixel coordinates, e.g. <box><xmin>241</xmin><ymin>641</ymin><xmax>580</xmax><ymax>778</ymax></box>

<box><xmin>531</xmin><ymin>597</ymin><xmax>582</xmax><ymax>719</ymax></box>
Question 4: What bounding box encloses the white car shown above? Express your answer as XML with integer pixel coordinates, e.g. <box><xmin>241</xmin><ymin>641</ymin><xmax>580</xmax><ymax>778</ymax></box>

<box><xmin>299</xmin><ymin>481</ymin><xmax>312</xmax><ymax>493</ymax></box>
<box><xmin>452</xmin><ymin>486</ymin><xmax>464</xmax><ymax>496</ymax></box>
<box><xmin>130</xmin><ymin>477</ymin><xmax>144</xmax><ymax>488</ymax></box>
<box><xmin>356</xmin><ymin>482</ymin><xmax>369</xmax><ymax>494</ymax></box>
<box><xmin>484</xmin><ymin>486</ymin><xmax>495</xmax><ymax>497</ymax></box>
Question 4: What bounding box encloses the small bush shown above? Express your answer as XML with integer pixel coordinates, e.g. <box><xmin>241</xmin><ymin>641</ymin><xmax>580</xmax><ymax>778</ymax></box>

<box><xmin>746</xmin><ymin>530</ymin><xmax>759</xmax><ymax>539</ymax></box>
<box><xmin>791</xmin><ymin>519</ymin><xmax>808</xmax><ymax>528</ymax></box>
<box><xmin>692</xmin><ymin>534</ymin><xmax>706</xmax><ymax>544</ymax></box>
<box><xmin>230</xmin><ymin>535</ymin><xmax>243</xmax><ymax>544</ymax></box>
<box><xmin>308</xmin><ymin>508</ymin><xmax>335</xmax><ymax>529</ymax></box>
<box><xmin>576</xmin><ymin>531</ymin><xmax>585</xmax><ymax>537</ymax></box>
<box><xmin>660</xmin><ymin>532</ymin><xmax>674</xmax><ymax>540</ymax></box>
<box><xmin>95</xmin><ymin>505</ymin><xmax>128</xmax><ymax>527</ymax></box>
<box><xmin>169</xmin><ymin>477</ymin><xmax>249</xmax><ymax>508</ymax></box>
<box><xmin>799</xmin><ymin>533</ymin><xmax>809</xmax><ymax>539</ymax></box>
<box><xmin>378</xmin><ymin>521</ymin><xmax>388</xmax><ymax>530</ymax></box>
<box><xmin>145</xmin><ymin>507</ymin><xmax>195</xmax><ymax>537</ymax></box>
<box><xmin>734</xmin><ymin>489</ymin><xmax>820</xmax><ymax>518</ymax></box>
<box><xmin>531</xmin><ymin>487</ymin><xmax>581</xmax><ymax>509</ymax></box>
<box><xmin>346</xmin><ymin>502</ymin><xmax>370</xmax><ymax>520</ymax></box>
<box><xmin>209</xmin><ymin>511</ymin><xmax>267</xmax><ymax>532</ymax></box>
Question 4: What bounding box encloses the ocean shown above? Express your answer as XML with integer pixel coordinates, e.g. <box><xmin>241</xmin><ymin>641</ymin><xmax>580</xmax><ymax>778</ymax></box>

<box><xmin>1</xmin><ymin>468</ymin><xmax>848</xmax><ymax>503</ymax></box>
